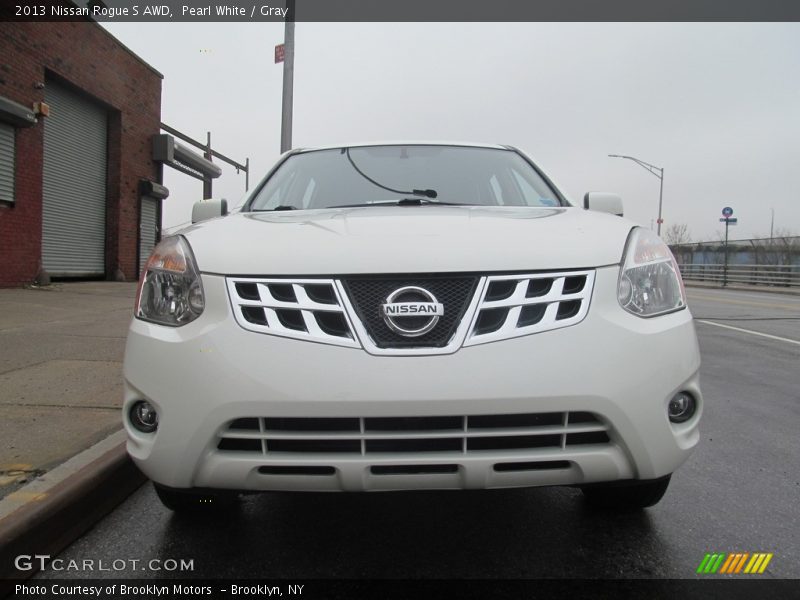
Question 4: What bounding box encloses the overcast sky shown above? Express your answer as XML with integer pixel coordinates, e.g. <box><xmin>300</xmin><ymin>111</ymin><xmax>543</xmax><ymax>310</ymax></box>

<box><xmin>103</xmin><ymin>22</ymin><xmax>800</xmax><ymax>241</ymax></box>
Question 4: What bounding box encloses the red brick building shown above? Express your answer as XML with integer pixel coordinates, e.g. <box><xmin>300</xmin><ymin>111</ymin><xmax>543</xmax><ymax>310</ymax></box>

<box><xmin>0</xmin><ymin>19</ymin><xmax>163</xmax><ymax>286</ymax></box>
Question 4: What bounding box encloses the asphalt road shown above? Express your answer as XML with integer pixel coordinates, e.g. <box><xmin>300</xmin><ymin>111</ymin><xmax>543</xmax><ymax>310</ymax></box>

<box><xmin>35</xmin><ymin>287</ymin><xmax>799</xmax><ymax>580</ymax></box>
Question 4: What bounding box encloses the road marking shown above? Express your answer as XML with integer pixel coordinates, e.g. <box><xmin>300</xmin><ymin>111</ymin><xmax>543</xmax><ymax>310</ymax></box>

<box><xmin>696</xmin><ymin>319</ymin><xmax>800</xmax><ymax>346</ymax></box>
<box><xmin>687</xmin><ymin>293</ymin><xmax>799</xmax><ymax>311</ymax></box>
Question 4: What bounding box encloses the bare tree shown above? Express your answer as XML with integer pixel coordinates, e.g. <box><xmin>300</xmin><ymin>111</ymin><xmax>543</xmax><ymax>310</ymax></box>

<box><xmin>663</xmin><ymin>223</ymin><xmax>692</xmax><ymax>246</ymax></box>
<box><xmin>773</xmin><ymin>228</ymin><xmax>798</xmax><ymax>244</ymax></box>
<box><xmin>744</xmin><ymin>229</ymin><xmax>799</xmax><ymax>286</ymax></box>
<box><xmin>663</xmin><ymin>223</ymin><xmax>693</xmax><ymax>266</ymax></box>
<box><xmin>749</xmin><ymin>228</ymin><xmax>799</xmax><ymax>265</ymax></box>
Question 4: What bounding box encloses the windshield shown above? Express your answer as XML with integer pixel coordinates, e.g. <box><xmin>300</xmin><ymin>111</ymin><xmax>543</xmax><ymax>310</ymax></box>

<box><xmin>246</xmin><ymin>145</ymin><xmax>564</xmax><ymax>211</ymax></box>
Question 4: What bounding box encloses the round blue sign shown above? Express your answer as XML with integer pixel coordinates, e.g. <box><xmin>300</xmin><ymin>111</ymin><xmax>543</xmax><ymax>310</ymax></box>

<box><xmin>722</xmin><ymin>206</ymin><xmax>733</xmax><ymax>217</ymax></box>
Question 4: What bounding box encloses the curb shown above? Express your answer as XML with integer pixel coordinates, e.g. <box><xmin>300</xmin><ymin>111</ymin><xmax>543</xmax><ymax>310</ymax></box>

<box><xmin>0</xmin><ymin>430</ymin><xmax>145</xmax><ymax>583</ymax></box>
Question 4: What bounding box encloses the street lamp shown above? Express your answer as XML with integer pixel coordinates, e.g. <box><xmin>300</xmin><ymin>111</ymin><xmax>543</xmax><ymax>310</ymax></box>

<box><xmin>608</xmin><ymin>154</ymin><xmax>665</xmax><ymax>236</ymax></box>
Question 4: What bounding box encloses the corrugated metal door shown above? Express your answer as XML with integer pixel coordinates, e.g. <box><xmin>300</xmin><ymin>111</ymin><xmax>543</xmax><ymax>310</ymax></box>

<box><xmin>42</xmin><ymin>80</ymin><xmax>107</xmax><ymax>276</ymax></box>
<box><xmin>0</xmin><ymin>122</ymin><xmax>14</xmax><ymax>203</ymax></box>
<box><xmin>139</xmin><ymin>197</ymin><xmax>159</xmax><ymax>276</ymax></box>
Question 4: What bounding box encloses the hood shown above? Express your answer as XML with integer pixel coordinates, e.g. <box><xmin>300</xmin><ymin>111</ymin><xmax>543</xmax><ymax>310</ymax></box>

<box><xmin>181</xmin><ymin>206</ymin><xmax>634</xmax><ymax>275</ymax></box>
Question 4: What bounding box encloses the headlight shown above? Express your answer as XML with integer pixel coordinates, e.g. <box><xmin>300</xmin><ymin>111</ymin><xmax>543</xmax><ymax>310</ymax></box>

<box><xmin>618</xmin><ymin>227</ymin><xmax>686</xmax><ymax>317</ymax></box>
<box><xmin>136</xmin><ymin>236</ymin><xmax>204</xmax><ymax>326</ymax></box>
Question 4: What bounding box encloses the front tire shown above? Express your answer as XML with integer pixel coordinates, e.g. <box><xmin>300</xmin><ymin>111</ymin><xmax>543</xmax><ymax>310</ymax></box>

<box><xmin>581</xmin><ymin>475</ymin><xmax>671</xmax><ymax>510</ymax></box>
<box><xmin>153</xmin><ymin>483</ymin><xmax>239</xmax><ymax>512</ymax></box>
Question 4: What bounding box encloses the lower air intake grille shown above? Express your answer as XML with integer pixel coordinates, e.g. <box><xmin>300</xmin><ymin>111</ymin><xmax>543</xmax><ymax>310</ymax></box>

<box><xmin>341</xmin><ymin>276</ymin><xmax>478</xmax><ymax>348</ymax></box>
<box><xmin>217</xmin><ymin>412</ymin><xmax>611</xmax><ymax>456</ymax></box>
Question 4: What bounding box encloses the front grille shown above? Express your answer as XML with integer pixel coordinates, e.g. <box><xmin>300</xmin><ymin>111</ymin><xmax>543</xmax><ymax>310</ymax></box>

<box><xmin>216</xmin><ymin>412</ymin><xmax>611</xmax><ymax>456</ymax></box>
<box><xmin>227</xmin><ymin>270</ymin><xmax>595</xmax><ymax>354</ymax></box>
<box><xmin>226</xmin><ymin>278</ymin><xmax>359</xmax><ymax>348</ymax></box>
<box><xmin>464</xmin><ymin>270</ymin><xmax>595</xmax><ymax>346</ymax></box>
<box><xmin>341</xmin><ymin>276</ymin><xmax>478</xmax><ymax>348</ymax></box>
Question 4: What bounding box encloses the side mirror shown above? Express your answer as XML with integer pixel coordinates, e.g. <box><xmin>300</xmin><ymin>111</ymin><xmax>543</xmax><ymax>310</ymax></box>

<box><xmin>583</xmin><ymin>192</ymin><xmax>623</xmax><ymax>217</ymax></box>
<box><xmin>192</xmin><ymin>198</ymin><xmax>228</xmax><ymax>223</ymax></box>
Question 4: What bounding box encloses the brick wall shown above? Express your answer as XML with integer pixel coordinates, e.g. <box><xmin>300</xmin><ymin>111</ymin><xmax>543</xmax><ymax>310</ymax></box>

<box><xmin>0</xmin><ymin>20</ymin><xmax>162</xmax><ymax>286</ymax></box>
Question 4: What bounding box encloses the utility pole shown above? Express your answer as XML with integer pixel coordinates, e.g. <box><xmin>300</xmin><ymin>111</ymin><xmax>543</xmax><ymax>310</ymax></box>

<box><xmin>203</xmin><ymin>131</ymin><xmax>213</xmax><ymax>199</ymax></box>
<box><xmin>657</xmin><ymin>168</ymin><xmax>664</xmax><ymax>236</ymax></box>
<box><xmin>770</xmin><ymin>207</ymin><xmax>775</xmax><ymax>241</ymax></box>
<box><xmin>280</xmin><ymin>0</ymin><xmax>295</xmax><ymax>154</ymax></box>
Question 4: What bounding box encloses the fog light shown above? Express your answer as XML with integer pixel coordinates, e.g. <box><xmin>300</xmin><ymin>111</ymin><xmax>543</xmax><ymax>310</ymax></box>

<box><xmin>668</xmin><ymin>392</ymin><xmax>696</xmax><ymax>423</ymax></box>
<box><xmin>130</xmin><ymin>400</ymin><xmax>158</xmax><ymax>433</ymax></box>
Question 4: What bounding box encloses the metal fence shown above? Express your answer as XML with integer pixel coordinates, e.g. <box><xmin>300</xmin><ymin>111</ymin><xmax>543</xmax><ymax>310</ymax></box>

<box><xmin>677</xmin><ymin>263</ymin><xmax>800</xmax><ymax>288</ymax></box>
<box><xmin>671</xmin><ymin>236</ymin><xmax>800</xmax><ymax>288</ymax></box>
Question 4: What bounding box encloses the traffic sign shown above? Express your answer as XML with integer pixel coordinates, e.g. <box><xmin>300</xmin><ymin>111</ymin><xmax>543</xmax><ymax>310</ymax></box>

<box><xmin>719</xmin><ymin>217</ymin><xmax>738</xmax><ymax>224</ymax></box>
<box><xmin>722</xmin><ymin>206</ymin><xmax>733</xmax><ymax>217</ymax></box>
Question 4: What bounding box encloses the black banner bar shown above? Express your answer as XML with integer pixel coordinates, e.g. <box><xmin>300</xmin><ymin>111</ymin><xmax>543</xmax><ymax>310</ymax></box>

<box><xmin>3</xmin><ymin>579</ymin><xmax>799</xmax><ymax>600</ymax></box>
<box><xmin>3</xmin><ymin>0</ymin><xmax>800</xmax><ymax>23</ymax></box>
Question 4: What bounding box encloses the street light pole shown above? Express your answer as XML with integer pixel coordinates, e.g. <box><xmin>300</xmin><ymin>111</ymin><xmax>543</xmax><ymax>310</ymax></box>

<box><xmin>280</xmin><ymin>0</ymin><xmax>295</xmax><ymax>154</ymax></box>
<box><xmin>608</xmin><ymin>154</ymin><xmax>665</xmax><ymax>236</ymax></box>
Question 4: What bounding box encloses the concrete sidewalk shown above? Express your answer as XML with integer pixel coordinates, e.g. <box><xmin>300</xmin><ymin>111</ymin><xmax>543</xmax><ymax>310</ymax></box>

<box><xmin>0</xmin><ymin>282</ymin><xmax>136</xmax><ymax>499</ymax></box>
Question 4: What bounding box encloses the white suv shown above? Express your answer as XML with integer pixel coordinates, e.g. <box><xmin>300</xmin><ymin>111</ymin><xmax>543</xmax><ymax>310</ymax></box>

<box><xmin>124</xmin><ymin>143</ymin><xmax>701</xmax><ymax>512</ymax></box>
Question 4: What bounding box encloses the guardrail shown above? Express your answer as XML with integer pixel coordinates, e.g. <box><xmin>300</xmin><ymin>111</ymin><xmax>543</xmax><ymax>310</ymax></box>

<box><xmin>678</xmin><ymin>263</ymin><xmax>800</xmax><ymax>288</ymax></box>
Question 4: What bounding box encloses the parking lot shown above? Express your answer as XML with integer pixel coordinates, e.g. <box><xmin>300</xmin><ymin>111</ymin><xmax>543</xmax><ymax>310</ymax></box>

<box><xmin>35</xmin><ymin>287</ymin><xmax>799</xmax><ymax>579</ymax></box>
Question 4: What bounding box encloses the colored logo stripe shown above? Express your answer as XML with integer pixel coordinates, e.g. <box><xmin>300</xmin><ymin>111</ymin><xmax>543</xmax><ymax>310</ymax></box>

<box><xmin>698</xmin><ymin>552</ymin><xmax>773</xmax><ymax>575</ymax></box>
<box><xmin>719</xmin><ymin>554</ymin><xmax>736</xmax><ymax>573</ymax></box>
<box><xmin>697</xmin><ymin>553</ymin><xmax>726</xmax><ymax>574</ymax></box>
<box><xmin>745</xmin><ymin>553</ymin><xmax>773</xmax><ymax>574</ymax></box>
<box><xmin>722</xmin><ymin>553</ymin><xmax>747</xmax><ymax>574</ymax></box>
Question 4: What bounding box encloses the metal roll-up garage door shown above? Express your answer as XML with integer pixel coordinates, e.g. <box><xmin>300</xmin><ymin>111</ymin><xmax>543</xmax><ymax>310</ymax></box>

<box><xmin>0</xmin><ymin>123</ymin><xmax>14</xmax><ymax>203</ymax></box>
<box><xmin>139</xmin><ymin>197</ymin><xmax>159</xmax><ymax>275</ymax></box>
<box><xmin>42</xmin><ymin>80</ymin><xmax>107</xmax><ymax>276</ymax></box>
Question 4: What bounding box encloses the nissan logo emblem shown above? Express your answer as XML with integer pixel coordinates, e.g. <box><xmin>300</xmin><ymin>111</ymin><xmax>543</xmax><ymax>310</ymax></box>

<box><xmin>381</xmin><ymin>286</ymin><xmax>444</xmax><ymax>337</ymax></box>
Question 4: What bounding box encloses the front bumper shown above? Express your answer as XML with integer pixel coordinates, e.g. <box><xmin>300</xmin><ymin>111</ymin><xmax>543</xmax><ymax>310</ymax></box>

<box><xmin>122</xmin><ymin>266</ymin><xmax>702</xmax><ymax>492</ymax></box>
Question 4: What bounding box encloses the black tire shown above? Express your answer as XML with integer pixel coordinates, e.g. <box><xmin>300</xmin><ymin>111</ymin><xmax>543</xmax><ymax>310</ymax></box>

<box><xmin>581</xmin><ymin>475</ymin><xmax>671</xmax><ymax>510</ymax></box>
<box><xmin>153</xmin><ymin>483</ymin><xmax>239</xmax><ymax>512</ymax></box>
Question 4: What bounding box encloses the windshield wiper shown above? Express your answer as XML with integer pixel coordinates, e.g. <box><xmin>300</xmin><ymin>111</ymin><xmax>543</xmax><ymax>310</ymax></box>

<box><xmin>253</xmin><ymin>205</ymin><xmax>298</xmax><ymax>212</ymax></box>
<box><xmin>344</xmin><ymin>147</ymin><xmax>438</xmax><ymax>199</ymax></box>
<box><xmin>396</xmin><ymin>198</ymin><xmax>468</xmax><ymax>206</ymax></box>
<box><xmin>329</xmin><ymin>199</ymin><xmax>466</xmax><ymax>208</ymax></box>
